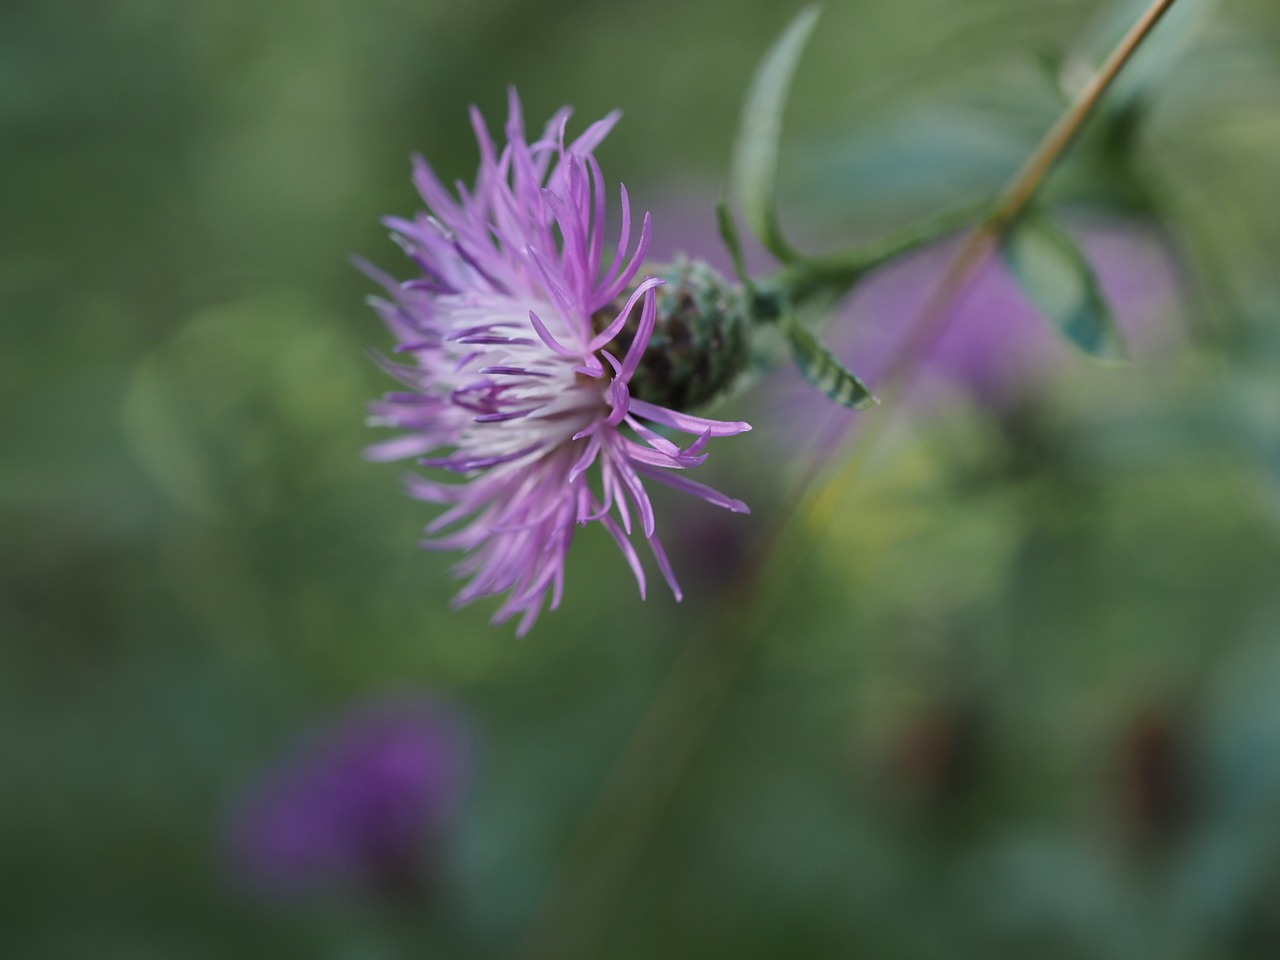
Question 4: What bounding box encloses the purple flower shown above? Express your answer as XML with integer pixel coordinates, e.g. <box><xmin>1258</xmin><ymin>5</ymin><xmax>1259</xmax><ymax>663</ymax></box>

<box><xmin>224</xmin><ymin>697</ymin><xmax>471</xmax><ymax>901</ymax></box>
<box><xmin>832</xmin><ymin>224</ymin><xmax>1183</xmax><ymax>409</ymax></box>
<box><xmin>362</xmin><ymin>91</ymin><xmax>751</xmax><ymax>636</ymax></box>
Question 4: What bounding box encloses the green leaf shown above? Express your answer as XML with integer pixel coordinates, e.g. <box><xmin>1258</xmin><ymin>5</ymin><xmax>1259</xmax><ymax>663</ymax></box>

<box><xmin>715</xmin><ymin>194</ymin><xmax>754</xmax><ymax>292</ymax></box>
<box><xmin>730</xmin><ymin>6</ymin><xmax>820</xmax><ymax>264</ymax></box>
<box><xmin>1001</xmin><ymin>211</ymin><xmax>1126</xmax><ymax>360</ymax></box>
<box><xmin>781</xmin><ymin>313</ymin><xmax>877</xmax><ymax>409</ymax></box>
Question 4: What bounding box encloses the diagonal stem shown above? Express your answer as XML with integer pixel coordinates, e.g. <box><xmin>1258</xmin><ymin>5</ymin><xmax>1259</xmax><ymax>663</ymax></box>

<box><xmin>989</xmin><ymin>0</ymin><xmax>1181</xmax><ymax>234</ymax></box>
<box><xmin>516</xmin><ymin>2</ymin><xmax>1181</xmax><ymax>957</ymax></box>
<box><xmin>872</xmin><ymin>0</ymin><xmax>1179</xmax><ymax>406</ymax></box>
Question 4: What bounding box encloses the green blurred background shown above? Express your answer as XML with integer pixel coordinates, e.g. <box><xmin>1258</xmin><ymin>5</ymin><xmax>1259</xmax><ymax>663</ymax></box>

<box><xmin>4</xmin><ymin>0</ymin><xmax>1280</xmax><ymax>956</ymax></box>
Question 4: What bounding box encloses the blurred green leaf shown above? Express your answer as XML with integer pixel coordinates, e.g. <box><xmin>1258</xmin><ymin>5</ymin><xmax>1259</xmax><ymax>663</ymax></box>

<box><xmin>1062</xmin><ymin>0</ymin><xmax>1220</xmax><ymax>110</ymax></box>
<box><xmin>730</xmin><ymin>5</ymin><xmax>820</xmax><ymax>264</ymax></box>
<box><xmin>119</xmin><ymin>290</ymin><xmax>367</xmax><ymax>518</ymax></box>
<box><xmin>716</xmin><ymin>195</ymin><xmax>755</xmax><ymax>292</ymax></box>
<box><xmin>781</xmin><ymin>312</ymin><xmax>876</xmax><ymax>409</ymax></box>
<box><xmin>1001</xmin><ymin>211</ymin><xmax>1126</xmax><ymax>360</ymax></box>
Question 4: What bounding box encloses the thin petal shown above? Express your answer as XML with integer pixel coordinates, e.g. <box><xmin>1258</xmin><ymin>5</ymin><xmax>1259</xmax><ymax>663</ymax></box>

<box><xmin>646</xmin><ymin>533</ymin><xmax>682</xmax><ymax>602</ymax></box>
<box><xmin>589</xmin><ymin>276</ymin><xmax>665</xmax><ymax>352</ymax></box>
<box><xmin>633</xmin><ymin>462</ymin><xmax>751</xmax><ymax>514</ymax></box>
<box><xmin>627</xmin><ymin>398</ymin><xmax>753</xmax><ymax>437</ymax></box>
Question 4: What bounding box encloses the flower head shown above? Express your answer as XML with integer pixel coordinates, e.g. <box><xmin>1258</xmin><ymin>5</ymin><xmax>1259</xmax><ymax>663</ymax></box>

<box><xmin>223</xmin><ymin>696</ymin><xmax>471</xmax><ymax>901</ymax></box>
<box><xmin>363</xmin><ymin>91</ymin><xmax>751</xmax><ymax>635</ymax></box>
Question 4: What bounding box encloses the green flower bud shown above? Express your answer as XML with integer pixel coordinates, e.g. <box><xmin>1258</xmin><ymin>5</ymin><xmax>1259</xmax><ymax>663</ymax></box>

<box><xmin>597</xmin><ymin>258</ymin><xmax>752</xmax><ymax>412</ymax></box>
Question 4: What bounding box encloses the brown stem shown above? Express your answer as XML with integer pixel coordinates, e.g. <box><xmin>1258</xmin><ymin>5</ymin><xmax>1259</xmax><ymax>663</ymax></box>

<box><xmin>515</xmin><ymin>2</ymin><xmax>1182</xmax><ymax>957</ymax></box>
<box><xmin>990</xmin><ymin>0</ymin><xmax>1180</xmax><ymax>233</ymax></box>
<box><xmin>880</xmin><ymin>0</ymin><xmax>1180</xmax><ymax>402</ymax></box>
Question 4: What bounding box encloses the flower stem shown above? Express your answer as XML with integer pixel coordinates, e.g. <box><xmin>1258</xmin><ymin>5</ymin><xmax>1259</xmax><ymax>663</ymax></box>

<box><xmin>516</xmin><ymin>3</ymin><xmax>1181</xmax><ymax>957</ymax></box>
<box><xmin>877</xmin><ymin>0</ymin><xmax>1180</xmax><ymax>402</ymax></box>
<box><xmin>768</xmin><ymin>200</ymin><xmax>988</xmax><ymax>308</ymax></box>
<box><xmin>989</xmin><ymin>0</ymin><xmax>1181</xmax><ymax>235</ymax></box>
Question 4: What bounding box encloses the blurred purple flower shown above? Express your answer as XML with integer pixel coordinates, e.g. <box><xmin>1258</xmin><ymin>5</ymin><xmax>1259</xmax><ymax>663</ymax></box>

<box><xmin>224</xmin><ymin>696</ymin><xmax>471</xmax><ymax>901</ymax></box>
<box><xmin>363</xmin><ymin>92</ymin><xmax>750</xmax><ymax>637</ymax></box>
<box><xmin>831</xmin><ymin>224</ymin><xmax>1183</xmax><ymax>409</ymax></box>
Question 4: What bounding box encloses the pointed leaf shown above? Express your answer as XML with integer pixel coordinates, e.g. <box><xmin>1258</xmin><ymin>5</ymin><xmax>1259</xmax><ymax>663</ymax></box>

<box><xmin>715</xmin><ymin>194</ymin><xmax>754</xmax><ymax>292</ymax></box>
<box><xmin>1001</xmin><ymin>211</ymin><xmax>1126</xmax><ymax>360</ymax></box>
<box><xmin>782</xmin><ymin>313</ymin><xmax>877</xmax><ymax>409</ymax></box>
<box><xmin>731</xmin><ymin>6</ymin><xmax>820</xmax><ymax>264</ymax></box>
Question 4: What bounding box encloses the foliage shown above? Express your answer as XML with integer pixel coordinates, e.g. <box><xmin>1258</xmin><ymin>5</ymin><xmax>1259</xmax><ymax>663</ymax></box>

<box><xmin>4</xmin><ymin>0</ymin><xmax>1280</xmax><ymax>957</ymax></box>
